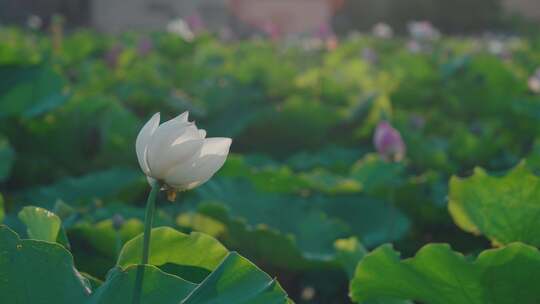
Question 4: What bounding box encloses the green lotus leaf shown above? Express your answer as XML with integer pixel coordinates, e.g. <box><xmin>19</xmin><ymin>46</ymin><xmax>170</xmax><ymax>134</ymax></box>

<box><xmin>117</xmin><ymin>227</ymin><xmax>229</xmax><ymax>281</ymax></box>
<box><xmin>350</xmin><ymin>242</ymin><xmax>540</xmax><ymax>304</ymax></box>
<box><xmin>0</xmin><ymin>225</ymin><xmax>90</xmax><ymax>304</ymax></box>
<box><xmin>182</xmin><ymin>252</ymin><xmax>291</xmax><ymax>304</ymax></box>
<box><xmin>88</xmin><ymin>265</ymin><xmax>196</xmax><ymax>304</ymax></box>
<box><xmin>449</xmin><ymin>162</ymin><xmax>540</xmax><ymax>246</ymax></box>
<box><xmin>115</xmin><ymin>227</ymin><xmax>291</xmax><ymax>302</ymax></box>
<box><xmin>18</xmin><ymin>206</ymin><xmax>61</xmax><ymax>242</ymax></box>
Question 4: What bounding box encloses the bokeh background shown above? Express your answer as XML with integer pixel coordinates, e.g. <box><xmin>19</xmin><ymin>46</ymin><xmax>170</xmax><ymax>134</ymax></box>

<box><xmin>2</xmin><ymin>1</ymin><xmax>540</xmax><ymax>303</ymax></box>
<box><xmin>2</xmin><ymin>0</ymin><xmax>540</xmax><ymax>33</ymax></box>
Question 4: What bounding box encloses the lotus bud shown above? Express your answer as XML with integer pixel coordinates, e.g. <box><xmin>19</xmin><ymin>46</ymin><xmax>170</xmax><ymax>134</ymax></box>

<box><xmin>112</xmin><ymin>214</ymin><xmax>125</xmax><ymax>231</ymax></box>
<box><xmin>373</xmin><ymin>121</ymin><xmax>406</xmax><ymax>162</ymax></box>
<box><xmin>136</xmin><ymin>112</ymin><xmax>232</xmax><ymax>192</ymax></box>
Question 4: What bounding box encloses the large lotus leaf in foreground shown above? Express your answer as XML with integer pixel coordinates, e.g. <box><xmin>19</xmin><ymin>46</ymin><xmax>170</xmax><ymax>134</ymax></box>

<box><xmin>449</xmin><ymin>162</ymin><xmax>540</xmax><ymax>246</ymax></box>
<box><xmin>0</xmin><ymin>225</ymin><xmax>291</xmax><ymax>304</ymax></box>
<box><xmin>350</xmin><ymin>242</ymin><xmax>540</xmax><ymax>304</ymax></box>
<box><xmin>117</xmin><ymin>227</ymin><xmax>292</xmax><ymax>302</ymax></box>
<box><xmin>0</xmin><ymin>225</ymin><xmax>90</xmax><ymax>304</ymax></box>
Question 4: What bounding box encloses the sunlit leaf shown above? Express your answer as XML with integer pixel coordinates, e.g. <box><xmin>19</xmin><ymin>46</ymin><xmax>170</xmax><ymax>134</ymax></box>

<box><xmin>117</xmin><ymin>227</ymin><xmax>229</xmax><ymax>277</ymax></box>
<box><xmin>18</xmin><ymin>206</ymin><xmax>61</xmax><ymax>242</ymax></box>
<box><xmin>449</xmin><ymin>162</ymin><xmax>540</xmax><ymax>246</ymax></box>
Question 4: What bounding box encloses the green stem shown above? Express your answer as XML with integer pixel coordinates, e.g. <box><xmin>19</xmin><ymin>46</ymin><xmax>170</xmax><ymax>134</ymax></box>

<box><xmin>132</xmin><ymin>180</ymin><xmax>160</xmax><ymax>304</ymax></box>
<box><xmin>114</xmin><ymin>231</ymin><xmax>122</xmax><ymax>258</ymax></box>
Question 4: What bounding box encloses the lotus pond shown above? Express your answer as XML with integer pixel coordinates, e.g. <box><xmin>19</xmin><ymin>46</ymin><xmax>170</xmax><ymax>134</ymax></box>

<box><xmin>1</xmin><ymin>26</ymin><xmax>540</xmax><ymax>303</ymax></box>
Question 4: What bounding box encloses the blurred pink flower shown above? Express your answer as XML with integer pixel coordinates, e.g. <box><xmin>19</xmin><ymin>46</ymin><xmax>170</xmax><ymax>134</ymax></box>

<box><xmin>105</xmin><ymin>44</ymin><xmax>123</xmax><ymax>68</ymax></box>
<box><xmin>137</xmin><ymin>37</ymin><xmax>153</xmax><ymax>56</ymax></box>
<box><xmin>373</xmin><ymin>121</ymin><xmax>406</xmax><ymax>162</ymax></box>
<box><xmin>316</xmin><ymin>23</ymin><xmax>333</xmax><ymax>40</ymax></box>
<box><xmin>261</xmin><ymin>21</ymin><xmax>281</xmax><ymax>40</ymax></box>
<box><xmin>186</xmin><ymin>13</ymin><xmax>205</xmax><ymax>33</ymax></box>
<box><xmin>315</xmin><ymin>23</ymin><xmax>339</xmax><ymax>50</ymax></box>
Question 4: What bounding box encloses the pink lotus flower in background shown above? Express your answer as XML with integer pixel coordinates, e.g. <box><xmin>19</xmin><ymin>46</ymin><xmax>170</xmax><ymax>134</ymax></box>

<box><xmin>137</xmin><ymin>37</ymin><xmax>153</xmax><ymax>56</ymax></box>
<box><xmin>316</xmin><ymin>23</ymin><xmax>339</xmax><ymax>50</ymax></box>
<box><xmin>261</xmin><ymin>21</ymin><xmax>281</xmax><ymax>41</ymax></box>
<box><xmin>372</xmin><ymin>22</ymin><xmax>393</xmax><ymax>39</ymax></box>
<box><xmin>104</xmin><ymin>44</ymin><xmax>123</xmax><ymax>68</ymax></box>
<box><xmin>316</xmin><ymin>23</ymin><xmax>333</xmax><ymax>40</ymax></box>
<box><xmin>373</xmin><ymin>121</ymin><xmax>406</xmax><ymax>162</ymax></box>
<box><xmin>186</xmin><ymin>13</ymin><xmax>205</xmax><ymax>33</ymax></box>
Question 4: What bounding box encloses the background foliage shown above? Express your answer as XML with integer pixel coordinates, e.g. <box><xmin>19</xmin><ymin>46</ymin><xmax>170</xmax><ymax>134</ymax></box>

<box><xmin>1</xmin><ymin>26</ymin><xmax>540</xmax><ymax>303</ymax></box>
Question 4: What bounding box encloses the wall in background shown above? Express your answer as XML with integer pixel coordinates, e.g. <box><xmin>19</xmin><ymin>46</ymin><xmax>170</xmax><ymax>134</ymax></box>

<box><xmin>503</xmin><ymin>0</ymin><xmax>540</xmax><ymax>20</ymax></box>
<box><xmin>0</xmin><ymin>0</ymin><xmax>539</xmax><ymax>34</ymax></box>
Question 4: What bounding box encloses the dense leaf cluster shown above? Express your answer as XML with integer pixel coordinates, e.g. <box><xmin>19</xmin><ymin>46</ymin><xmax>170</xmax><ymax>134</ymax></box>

<box><xmin>1</xmin><ymin>27</ymin><xmax>540</xmax><ymax>302</ymax></box>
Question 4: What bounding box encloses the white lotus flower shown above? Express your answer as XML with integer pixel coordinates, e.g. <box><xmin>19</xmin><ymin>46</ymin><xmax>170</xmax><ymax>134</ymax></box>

<box><xmin>372</xmin><ymin>22</ymin><xmax>393</xmax><ymax>39</ymax></box>
<box><xmin>166</xmin><ymin>18</ymin><xmax>195</xmax><ymax>41</ymax></box>
<box><xmin>136</xmin><ymin>112</ymin><xmax>231</xmax><ymax>191</ymax></box>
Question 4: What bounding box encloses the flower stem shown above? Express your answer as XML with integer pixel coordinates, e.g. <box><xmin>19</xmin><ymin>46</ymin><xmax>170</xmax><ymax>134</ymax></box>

<box><xmin>132</xmin><ymin>180</ymin><xmax>159</xmax><ymax>304</ymax></box>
